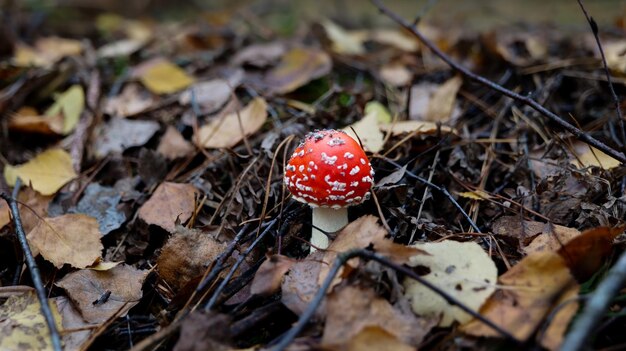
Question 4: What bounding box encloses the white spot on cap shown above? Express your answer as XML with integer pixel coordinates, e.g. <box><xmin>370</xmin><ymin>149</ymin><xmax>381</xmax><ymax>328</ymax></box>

<box><xmin>350</xmin><ymin>181</ymin><xmax>359</xmax><ymax>187</ymax></box>
<box><xmin>337</xmin><ymin>163</ymin><xmax>348</xmax><ymax>170</ymax></box>
<box><xmin>349</xmin><ymin>166</ymin><xmax>360</xmax><ymax>175</ymax></box>
<box><xmin>361</xmin><ymin>176</ymin><xmax>373</xmax><ymax>183</ymax></box>
<box><xmin>298</xmin><ymin>165</ymin><xmax>305</xmax><ymax>172</ymax></box>
<box><xmin>327</xmin><ymin>138</ymin><xmax>346</xmax><ymax>147</ymax></box>
<box><xmin>286</xmin><ymin>165</ymin><xmax>296</xmax><ymax>172</ymax></box>
<box><xmin>344</xmin><ymin>152</ymin><xmax>354</xmax><ymax>159</ymax></box>
<box><xmin>360</xmin><ymin>158</ymin><xmax>366</xmax><ymax>165</ymax></box>
<box><xmin>321</xmin><ymin>152</ymin><xmax>338</xmax><ymax>165</ymax></box>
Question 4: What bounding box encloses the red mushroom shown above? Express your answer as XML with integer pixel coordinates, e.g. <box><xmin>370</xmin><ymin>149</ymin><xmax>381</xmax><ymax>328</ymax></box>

<box><xmin>284</xmin><ymin>129</ymin><xmax>374</xmax><ymax>251</ymax></box>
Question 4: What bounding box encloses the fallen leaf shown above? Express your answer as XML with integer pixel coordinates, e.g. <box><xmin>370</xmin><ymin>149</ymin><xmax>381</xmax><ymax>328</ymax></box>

<box><xmin>0</xmin><ymin>291</ymin><xmax>63</xmax><ymax>351</ymax></box>
<box><xmin>97</xmin><ymin>38</ymin><xmax>145</xmax><ymax>59</ymax></box>
<box><xmin>0</xmin><ymin>200</ymin><xmax>9</xmax><ymax>229</ymax></box>
<box><xmin>461</xmin><ymin>250</ymin><xmax>578</xmax><ymax>345</ymax></box>
<box><xmin>425</xmin><ymin>75</ymin><xmax>462</xmax><ymax>122</ymax></box>
<box><xmin>196</xmin><ymin>97</ymin><xmax>268</xmax><ymax>149</ymax></box>
<box><xmin>72</xmin><ymin>183</ymin><xmax>126</xmax><ymax>235</ymax></box>
<box><xmin>138</xmin><ymin>182</ymin><xmax>197</xmax><ymax>233</ymax></box>
<box><xmin>28</xmin><ymin>213</ymin><xmax>103</xmax><ymax>268</ymax></box>
<box><xmin>138</xmin><ymin>59</ymin><xmax>194</xmax><ymax>94</ymax></box>
<box><xmin>157</xmin><ymin>126</ymin><xmax>195</xmax><ymax>159</ymax></box>
<box><xmin>404</xmin><ymin>240</ymin><xmax>498</xmax><ymax>327</ymax></box>
<box><xmin>44</xmin><ymin>84</ymin><xmax>84</xmax><ymax>134</ymax></box>
<box><xmin>368</xmin><ymin>29</ymin><xmax>419</xmax><ymax>52</ymax></box>
<box><xmin>157</xmin><ymin>226</ymin><xmax>227</xmax><ymax>290</ymax></box>
<box><xmin>56</xmin><ymin>264</ymin><xmax>148</xmax><ymax>324</ymax></box>
<box><xmin>605</xmin><ymin>40</ymin><xmax>626</xmax><ymax>74</ymax></box>
<box><xmin>523</xmin><ymin>223</ymin><xmax>581</xmax><ymax>256</ymax></box>
<box><xmin>179</xmin><ymin>79</ymin><xmax>234</xmax><ymax>115</ymax></box>
<box><xmin>4</xmin><ymin>148</ymin><xmax>77</xmax><ymax>196</ymax></box>
<box><xmin>250</xmin><ymin>255</ymin><xmax>296</xmax><ymax>296</ymax></box>
<box><xmin>281</xmin><ymin>250</ymin><xmax>325</xmax><ymax>317</ymax></box>
<box><xmin>232</xmin><ymin>42</ymin><xmax>286</xmax><ymax>67</ymax></box>
<box><xmin>88</xmin><ymin>261</ymin><xmax>123</xmax><ymax>271</ymax></box>
<box><xmin>343</xmin><ymin>102</ymin><xmax>386</xmax><ymax>153</ymax></box>
<box><xmin>14</xmin><ymin>187</ymin><xmax>52</xmax><ymax>233</ymax></box>
<box><xmin>570</xmin><ymin>141</ymin><xmax>621</xmax><ymax>170</ymax></box>
<box><xmin>104</xmin><ymin>84</ymin><xmax>156</xmax><ymax>117</ymax></box>
<box><xmin>9</xmin><ymin>106</ymin><xmax>65</xmax><ymax>135</ymax></box>
<box><xmin>458</xmin><ymin>189</ymin><xmax>492</xmax><ymax>201</ymax></box>
<box><xmin>380</xmin><ymin>120</ymin><xmax>456</xmax><ymax>136</ymax></box>
<box><xmin>325</xmin><ymin>326</ymin><xmax>415</xmax><ymax>351</ymax></box>
<box><xmin>173</xmin><ymin>312</ymin><xmax>232</xmax><ymax>351</ymax></box>
<box><xmin>93</xmin><ymin>118</ymin><xmax>160</xmax><ymax>157</ymax></box>
<box><xmin>53</xmin><ymin>296</ymin><xmax>95</xmax><ymax>351</ymax></box>
<box><xmin>380</xmin><ymin>63</ymin><xmax>413</xmax><ymax>87</ymax></box>
<box><xmin>12</xmin><ymin>37</ymin><xmax>82</xmax><ymax>67</ymax></box>
<box><xmin>265</xmin><ymin>47</ymin><xmax>332</xmax><ymax>94</ymax></box>
<box><xmin>376</xmin><ymin>164</ymin><xmax>406</xmax><ymax>187</ymax></box>
<box><xmin>322</xmin><ymin>285</ymin><xmax>433</xmax><ymax>347</ymax></box>
<box><xmin>539</xmin><ymin>284</ymin><xmax>579</xmax><ymax>351</ymax></box>
<box><xmin>322</xmin><ymin>20</ymin><xmax>366</xmax><ymax>55</ymax></box>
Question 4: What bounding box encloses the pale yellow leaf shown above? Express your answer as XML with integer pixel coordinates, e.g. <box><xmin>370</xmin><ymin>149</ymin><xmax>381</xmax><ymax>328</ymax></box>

<box><xmin>45</xmin><ymin>85</ymin><xmax>84</xmax><ymax>134</ymax></box>
<box><xmin>380</xmin><ymin>120</ymin><xmax>456</xmax><ymax>136</ymax></box>
<box><xmin>139</xmin><ymin>60</ymin><xmax>194</xmax><ymax>94</ymax></box>
<box><xmin>322</xmin><ymin>20</ymin><xmax>365</xmax><ymax>55</ymax></box>
<box><xmin>28</xmin><ymin>214</ymin><xmax>103</xmax><ymax>268</ymax></box>
<box><xmin>425</xmin><ymin>75</ymin><xmax>462</xmax><ymax>122</ymax></box>
<box><xmin>404</xmin><ymin>240</ymin><xmax>497</xmax><ymax>327</ymax></box>
<box><xmin>343</xmin><ymin>102</ymin><xmax>386</xmax><ymax>153</ymax></box>
<box><xmin>196</xmin><ymin>97</ymin><xmax>268</xmax><ymax>149</ymax></box>
<box><xmin>88</xmin><ymin>261</ymin><xmax>123</xmax><ymax>271</ymax></box>
<box><xmin>0</xmin><ymin>291</ymin><xmax>63</xmax><ymax>351</ymax></box>
<box><xmin>571</xmin><ymin>141</ymin><xmax>620</xmax><ymax>170</ymax></box>
<box><xmin>458</xmin><ymin>190</ymin><xmax>492</xmax><ymax>201</ymax></box>
<box><xmin>3</xmin><ymin>148</ymin><xmax>77</xmax><ymax>196</ymax></box>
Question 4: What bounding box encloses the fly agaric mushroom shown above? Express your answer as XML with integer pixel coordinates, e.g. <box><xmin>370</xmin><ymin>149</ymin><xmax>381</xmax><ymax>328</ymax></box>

<box><xmin>284</xmin><ymin>129</ymin><xmax>374</xmax><ymax>251</ymax></box>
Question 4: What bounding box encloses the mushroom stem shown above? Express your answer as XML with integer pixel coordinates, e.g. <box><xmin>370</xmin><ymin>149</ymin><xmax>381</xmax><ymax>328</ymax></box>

<box><xmin>310</xmin><ymin>207</ymin><xmax>348</xmax><ymax>252</ymax></box>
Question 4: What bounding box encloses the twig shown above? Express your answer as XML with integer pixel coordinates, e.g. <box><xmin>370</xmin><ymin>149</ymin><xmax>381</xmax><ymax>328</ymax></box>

<box><xmin>561</xmin><ymin>250</ymin><xmax>626</xmax><ymax>351</ymax></box>
<box><xmin>370</xmin><ymin>0</ymin><xmax>626</xmax><ymax>164</ymax></box>
<box><xmin>1</xmin><ymin>179</ymin><xmax>63</xmax><ymax>351</ymax></box>
<box><xmin>268</xmin><ymin>248</ymin><xmax>520</xmax><ymax>351</ymax></box>
<box><xmin>576</xmin><ymin>0</ymin><xmax>626</xmax><ymax>147</ymax></box>
<box><xmin>377</xmin><ymin>156</ymin><xmax>481</xmax><ymax>233</ymax></box>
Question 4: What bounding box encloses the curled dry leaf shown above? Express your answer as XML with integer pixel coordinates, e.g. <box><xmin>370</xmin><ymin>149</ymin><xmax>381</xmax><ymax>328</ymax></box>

<box><xmin>404</xmin><ymin>240</ymin><xmax>497</xmax><ymax>327</ymax></box>
<box><xmin>322</xmin><ymin>285</ymin><xmax>435</xmax><ymax>348</ymax></box>
<box><xmin>195</xmin><ymin>97</ymin><xmax>268</xmax><ymax>149</ymax></box>
<box><xmin>157</xmin><ymin>226</ymin><xmax>227</xmax><ymax>290</ymax></box>
<box><xmin>264</xmin><ymin>47</ymin><xmax>332</xmax><ymax>94</ymax></box>
<box><xmin>93</xmin><ymin>118</ymin><xmax>160</xmax><ymax>157</ymax></box>
<box><xmin>0</xmin><ymin>291</ymin><xmax>63</xmax><ymax>351</ymax></box>
<box><xmin>157</xmin><ymin>126</ymin><xmax>195</xmax><ymax>160</ymax></box>
<box><xmin>250</xmin><ymin>255</ymin><xmax>296</xmax><ymax>296</ymax></box>
<box><xmin>28</xmin><ymin>213</ymin><xmax>103</xmax><ymax>268</ymax></box>
<box><xmin>4</xmin><ymin>148</ymin><xmax>77</xmax><ymax>196</ymax></box>
<box><xmin>56</xmin><ymin>264</ymin><xmax>148</xmax><ymax>324</ymax></box>
<box><xmin>138</xmin><ymin>182</ymin><xmax>197</xmax><ymax>233</ymax></box>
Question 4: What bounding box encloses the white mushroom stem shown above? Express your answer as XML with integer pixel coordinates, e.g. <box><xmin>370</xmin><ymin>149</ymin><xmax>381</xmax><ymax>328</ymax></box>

<box><xmin>310</xmin><ymin>207</ymin><xmax>348</xmax><ymax>253</ymax></box>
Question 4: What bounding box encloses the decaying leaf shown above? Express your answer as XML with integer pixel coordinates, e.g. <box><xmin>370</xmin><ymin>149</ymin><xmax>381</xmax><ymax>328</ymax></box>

<box><xmin>93</xmin><ymin>117</ymin><xmax>160</xmax><ymax>157</ymax></box>
<box><xmin>157</xmin><ymin>126</ymin><xmax>195</xmax><ymax>159</ymax></box>
<box><xmin>195</xmin><ymin>97</ymin><xmax>268</xmax><ymax>149</ymax></box>
<box><xmin>250</xmin><ymin>255</ymin><xmax>296</xmax><ymax>296</ymax></box>
<box><xmin>322</xmin><ymin>285</ymin><xmax>434</xmax><ymax>347</ymax></box>
<box><xmin>54</xmin><ymin>296</ymin><xmax>95</xmax><ymax>351</ymax></box>
<box><xmin>72</xmin><ymin>183</ymin><xmax>126</xmax><ymax>235</ymax></box>
<box><xmin>157</xmin><ymin>226</ymin><xmax>227</xmax><ymax>290</ymax></box>
<box><xmin>56</xmin><ymin>264</ymin><xmax>148</xmax><ymax>324</ymax></box>
<box><xmin>0</xmin><ymin>291</ymin><xmax>63</xmax><ymax>351</ymax></box>
<box><xmin>404</xmin><ymin>240</ymin><xmax>497</xmax><ymax>326</ymax></box>
<box><xmin>264</xmin><ymin>47</ymin><xmax>332</xmax><ymax>94</ymax></box>
<box><xmin>138</xmin><ymin>182</ymin><xmax>197</xmax><ymax>232</ymax></box>
<box><xmin>137</xmin><ymin>59</ymin><xmax>195</xmax><ymax>94</ymax></box>
<box><xmin>570</xmin><ymin>141</ymin><xmax>621</xmax><ymax>170</ymax></box>
<box><xmin>4</xmin><ymin>148</ymin><xmax>78</xmax><ymax>196</ymax></box>
<box><xmin>281</xmin><ymin>250</ymin><xmax>325</xmax><ymax>317</ymax></box>
<box><xmin>44</xmin><ymin>84</ymin><xmax>84</xmax><ymax>134</ymax></box>
<box><xmin>179</xmin><ymin>79</ymin><xmax>234</xmax><ymax>115</ymax></box>
<box><xmin>28</xmin><ymin>213</ymin><xmax>103</xmax><ymax>268</ymax></box>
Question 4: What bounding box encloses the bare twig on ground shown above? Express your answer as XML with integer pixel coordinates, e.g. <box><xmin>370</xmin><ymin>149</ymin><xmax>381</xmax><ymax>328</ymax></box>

<box><xmin>268</xmin><ymin>248</ymin><xmax>520</xmax><ymax>351</ymax></box>
<box><xmin>561</xmin><ymin>251</ymin><xmax>626</xmax><ymax>351</ymax></box>
<box><xmin>370</xmin><ymin>0</ymin><xmax>626</xmax><ymax>164</ymax></box>
<box><xmin>1</xmin><ymin>179</ymin><xmax>63</xmax><ymax>351</ymax></box>
<box><xmin>576</xmin><ymin>0</ymin><xmax>626</xmax><ymax>148</ymax></box>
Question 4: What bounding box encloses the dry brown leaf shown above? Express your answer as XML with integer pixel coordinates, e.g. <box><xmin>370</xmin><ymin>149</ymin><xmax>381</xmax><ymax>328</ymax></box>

<box><xmin>14</xmin><ymin>187</ymin><xmax>52</xmax><ymax>233</ymax></box>
<box><xmin>325</xmin><ymin>326</ymin><xmax>415</xmax><ymax>351</ymax></box>
<box><xmin>539</xmin><ymin>284</ymin><xmax>579</xmax><ymax>351</ymax></box>
<box><xmin>9</xmin><ymin>106</ymin><xmax>65</xmax><ymax>135</ymax></box>
<box><xmin>461</xmin><ymin>250</ymin><xmax>578</xmax><ymax>344</ymax></box>
<box><xmin>93</xmin><ymin>118</ymin><xmax>160</xmax><ymax>157</ymax></box>
<box><xmin>523</xmin><ymin>224</ymin><xmax>581</xmax><ymax>256</ymax></box>
<box><xmin>138</xmin><ymin>182</ymin><xmax>197</xmax><ymax>233</ymax></box>
<box><xmin>265</xmin><ymin>47</ymin><xmax>332</xmax><ymax>94</ymax></box>
<box><xmin>195</xmin><ymin>97</ymin><xmax>267</xmax><ymax>149</ymax></box>
<box><xmin>4</xmin><ymin>148</ymin><xmax>78</xmax><ymax>196</ymax></box>
<box><xmin>404</xmin><ymin>240</ymin><xmax>497</xmax><ymax>327</ymax></box>
<box><xmin>0</xmin><ymin>200</ymin><xmax>9</xmax><ymax>230</ymax></box>
<box><xmin>157</xmin><ymin>126</ymin><xmax>195</xmax><ymax>160</ymax></box>
<box><xmin>54</xmin><ymin>296</ymin><xmax>95</xmax><ymax>351</ymax></box>
<box><xmin>425</xmin><ymin>75</ymin><xmax>462</xmax><ymax>122</ymax></box>
<box><xmin>281</xmin><ymin>250</ymin><xmax>325</xmax><ymax>317</ymax></box>
<box><xmin>322</xmin><ymin>285</ymin><xmax>434</xmax><ymax>347</ymax></box>
<box><xmin>56</xmin><ymin>264</ymin><xmax>148</xmax><ymax>324</ymax></box>
<box><xmin>104</xmin><ymin>84</ymin><xmax>156</xmax><ymax>117</ymax></box>
<box><xmin>157</xmin><ymin>226</ymin><xmax>227</xmax><ymax>290</ymax></box>
<box><xmin>28</xmin><ymin>213</ymin><xmax>103</xmax><ymax>268</ymax></box>
<box><xmin>250</xmin><ymin>255</ymin><xmax>296</xmax><ymax>296</ymax></box>
<box><xmin>0</xmin><ymin>291</ymin><xmax>63</xmax><ymax>351</ymax></box>
<box><xmin>12</xmin><ymin>37</ymin><xmax>82</xmax><ymax>67</ymax></box>
<box><xmin>232</xmin><ymin>42</ymin><xmax>286</xmax><ymax>67</ymax></box>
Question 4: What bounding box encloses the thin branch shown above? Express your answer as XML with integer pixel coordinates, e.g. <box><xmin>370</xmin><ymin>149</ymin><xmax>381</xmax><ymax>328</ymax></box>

<box><xmin>576</xmin><ymin>0</ymin><xmax>626</xmax><ymax>147</ymax></box>
<box><xmin>268</xmin><ymin>248</ymin><xmax>520</xmax><ymax>351</ymax></box>
<box><xmin>561</xmin><ymin>250</ymin><xmax>626</xmax><ymax>351</ymax></box>
<box><xmin>370</xmin><ymin>0</ymin><xmax>626</xmax><ymax>164</ymax></box>
<box><xmin>1</xmin><ymin>179</ymin><xmax>63</xmax><ymax>351</ymax></box>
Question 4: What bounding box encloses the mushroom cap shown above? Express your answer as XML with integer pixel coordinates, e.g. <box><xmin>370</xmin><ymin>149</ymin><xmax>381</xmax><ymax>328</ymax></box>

<box><xmin>284</xmin><ymin>129</ymin><xmax>374</xmax><ymax>209</ymax></box>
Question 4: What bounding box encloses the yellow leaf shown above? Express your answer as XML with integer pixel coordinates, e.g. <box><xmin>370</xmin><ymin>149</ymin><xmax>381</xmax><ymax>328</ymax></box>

<box><xmin>9</xmin><ymin>106</ymin><xmax>65</xmax><ymax>135</ymax></box>
<box><xmin>139</xmin><ymin>60</ymin><xmax>194</xmax><ymax>94</ymax></box>
<box><xmin>343</xmin><ymin>101</ymin><xmax>387</xmax><ymax>153</ymax></box>
<box><xmin>571</xmin><ymin>141</ymin><xmax>620</xmax><ymax>170</ymax></box>
<box><xmin>322</xmin><ymin>20</ymin><xmax>366</xmax><ymax>55</ymax></box>
<box><xmin>45</xmin><ymin>85</ymin><xmax>84</xmax><ymax>134</ymax></box>
<box><xmin>3</xmin><ymin>149</ymin><xmax>77</xmax><ymax>196</ymax></box>
<box><xmin>196</xmin><ymin>98</ymin><xmax>268</xmax><ymax>149</ymax></box>
<box><xmin>0</xmin><ymin>291</ymin><xmax>63</xmax><ymax>351</ymax></box>
<box><xmin>28</xmin><ymin>214</ymin><xmax>103</xmax><ymax>268</ymax></box>
<box><xmin>425</xmin><ymin>75</ymin><xmax>462</xmax><ymax>122</ymax></box>
<box><xmin>380</xmin><ymin>120</ymin><xmax>456</xmax><ymax>136</ymax></box>
<box><xmin>458</xmin><ymin>189</ymin><xmax>492</xmax><ymax>201</ymax></box>
<box><xmin>88</xmin><ymin>261</ymin><xmax>123</xmax><ymax>271</ymax></box>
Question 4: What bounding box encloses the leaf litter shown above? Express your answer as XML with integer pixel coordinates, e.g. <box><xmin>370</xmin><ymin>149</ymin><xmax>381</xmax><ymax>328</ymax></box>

<box><xmin>1</xmin><ymin>2</ymin><xmax>626</xmax><ymax>350</ymax></box>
